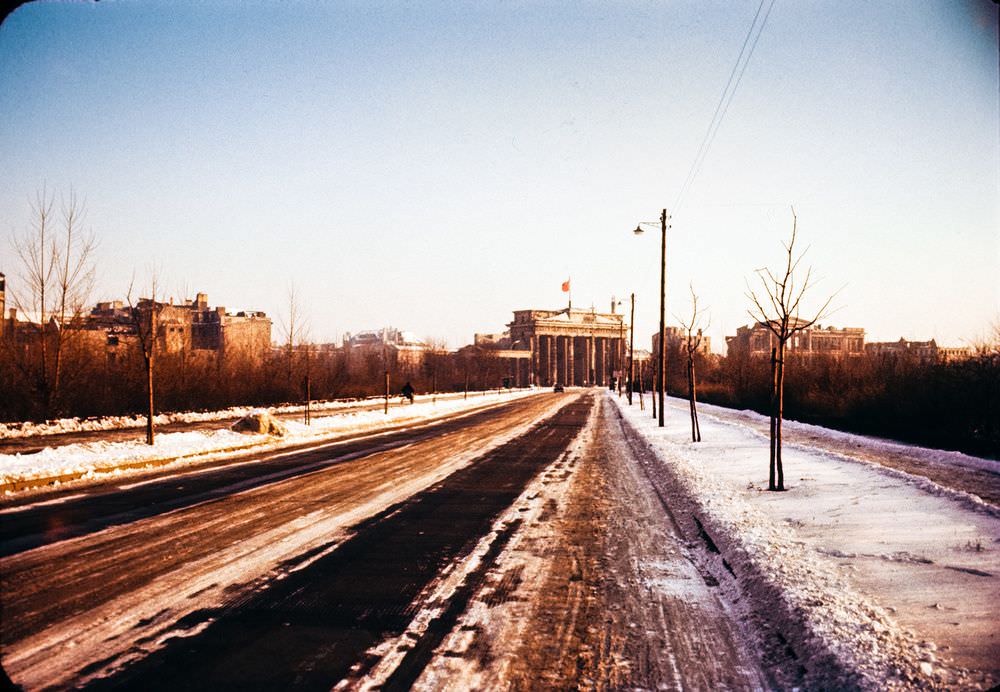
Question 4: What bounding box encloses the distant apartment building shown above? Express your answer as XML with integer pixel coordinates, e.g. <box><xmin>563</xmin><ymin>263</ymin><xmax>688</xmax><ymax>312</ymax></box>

<box><xmin>343</xmin><ymin>327</ymin><xmax>428</xmax><ymax>368</ymax></box>
<box><xmin>865</xmin><ymin>338</ymin><xmax>973</xmax><ymax>363</ymax></box>
<box><xmin>652</xmin><ymin>326</ymin><xmax>713</xmax><ymax>358</ymax></box>
<box><xmin>726</xmin><ymin>321</ymin><xmax>865</xmax><ymax>359</ymax></box>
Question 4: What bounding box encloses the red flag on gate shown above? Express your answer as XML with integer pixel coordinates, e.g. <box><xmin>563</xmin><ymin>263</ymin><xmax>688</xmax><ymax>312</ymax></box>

<box><xmin>561</xmin><ymin>279</ymin><xmax>570</xmax><ymax>293</ymax></box>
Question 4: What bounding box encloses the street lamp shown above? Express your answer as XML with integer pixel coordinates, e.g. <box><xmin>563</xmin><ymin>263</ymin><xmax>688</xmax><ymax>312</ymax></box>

<box><xmin>632</xmin><ymin>209</ymin><xmax>669</xmax><ymax>428</ymax></box>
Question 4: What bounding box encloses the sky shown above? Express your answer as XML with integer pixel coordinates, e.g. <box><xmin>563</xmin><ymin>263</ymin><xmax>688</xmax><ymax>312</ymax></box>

<box><xmin>1</xmin><ymin>0</ymin><xmax>997</xmax><ymax>351</ymax></box>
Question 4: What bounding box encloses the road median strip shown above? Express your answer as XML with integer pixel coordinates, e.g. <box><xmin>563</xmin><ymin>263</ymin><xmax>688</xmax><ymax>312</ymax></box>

<box><xmin>0</xmin><ymin>390</ymin><xmax>546</xmax><ymax>495</ymax></box>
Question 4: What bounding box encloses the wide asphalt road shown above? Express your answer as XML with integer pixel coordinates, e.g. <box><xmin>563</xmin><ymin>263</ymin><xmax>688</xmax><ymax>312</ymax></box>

<box><xmin>0</xmin><ymin>391</ymin><xmax>589</xmax><ymax>690</ymax></box>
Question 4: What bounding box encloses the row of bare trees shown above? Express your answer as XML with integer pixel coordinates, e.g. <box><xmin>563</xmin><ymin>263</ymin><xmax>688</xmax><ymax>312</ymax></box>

<box><xmin>4</xmin><ymin>188</ymin><xmax>96</xmax><ymax>421</ymax></box>
<box><xmin>630</xmin><ymin>208</ymin><xmax>834</xmax><ymax>491</ymax></box>
<box><xmin>1</xmin><ymin>190</ymin><xmax>523</xmax><ymax>438</ymax></box>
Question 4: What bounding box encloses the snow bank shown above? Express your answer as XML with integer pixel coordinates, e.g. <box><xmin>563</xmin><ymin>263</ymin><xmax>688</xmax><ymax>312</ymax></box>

<box><xmin>612</xmin><ymin>393</ymin><xmax>999</xmax><ymax>690</ymax></box>
<box><xmin>695</xmin><ymin>399</ymin><xmax>999</xmax><ymax>475</ymax></box>
<box><xmin>0</xmin><ymin>390</ymin><xmax>543</xmax><ymax>493</ymax></box>
<box><xmin>0</xmin><ymin>390</ymin><xmax>533</xmax><ymax>439</ymax></box>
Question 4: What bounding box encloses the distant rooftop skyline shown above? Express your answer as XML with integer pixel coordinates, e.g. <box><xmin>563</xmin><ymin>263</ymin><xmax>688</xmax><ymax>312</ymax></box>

<box><xmin>1</xmin><ymin>1</ymin><xmax>996</xmax><ymax>350</ymax></box>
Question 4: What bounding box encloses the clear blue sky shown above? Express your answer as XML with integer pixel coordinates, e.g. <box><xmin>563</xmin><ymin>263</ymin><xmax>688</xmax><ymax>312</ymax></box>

<box><xmin>1</xmin><ymin>0</ymin><xmax>996</xmax><ymax>350</ymax></box>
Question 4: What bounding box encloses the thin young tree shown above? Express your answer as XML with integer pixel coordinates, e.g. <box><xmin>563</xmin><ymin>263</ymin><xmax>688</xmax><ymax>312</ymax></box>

<box><xmin>279</xmin><ymin>283</ymin><xmax>305</xmax><ymax>393</ymax></box>
<box><xmin>675</xmin><ymin>283</ymin><xmax>709</xmax><ymax>442</ymax></box>
<box><xmin>746</xmin><ymin>208</ymin><xmax>834</xmax><ymax>491</ymax></box>
<box><xmin>126</xmin><ymin>270</ymin><xmax>160</xmax><ymax>445</ymax></box>
<box><xmin>6</xmin><ymin>188</ymin><xmax>96</xmax><ymax>419</ymax></box>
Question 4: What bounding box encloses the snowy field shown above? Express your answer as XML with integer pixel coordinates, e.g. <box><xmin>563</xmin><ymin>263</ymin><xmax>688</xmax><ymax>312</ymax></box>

<box><xmin>0</xmin><ymin>389</ymin><xmax>543</xmax><ymax>493</ymax></box>
<box><xmin>613</xmin><ymin>393</ymin><xmax>999</xmax><ymax>689</ymax></box>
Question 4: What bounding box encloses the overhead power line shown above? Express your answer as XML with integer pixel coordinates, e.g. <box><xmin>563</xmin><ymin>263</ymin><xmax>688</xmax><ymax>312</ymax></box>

<box><xmin>672</xmin><ymin>0</ymin><xmax>777</xmax><ymax>216</ymax></box>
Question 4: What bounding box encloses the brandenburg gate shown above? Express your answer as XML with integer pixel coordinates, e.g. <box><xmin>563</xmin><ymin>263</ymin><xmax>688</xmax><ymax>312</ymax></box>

<box><xmin>507</xmin><ymin>307</ymin><xmax>627</xmax><ymax>387</ymax></box>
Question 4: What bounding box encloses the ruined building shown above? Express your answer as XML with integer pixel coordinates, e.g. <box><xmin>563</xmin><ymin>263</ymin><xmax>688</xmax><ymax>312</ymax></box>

<box><xmin>86</xmin><ymin>292</ymin><xmax>271</xmax><ymax>362</ymax></box>
<box><xmin>342</xmin><ymin>327</ymin><xmax>429</xmax><ymax>369</ymax></box>
<box><xmin>726</xmin><ymin>321</ymin><xmax>865</xmax><ymax>359</ymax></box>
<box><xmin>652</xmin><ymin>326</ymin><xmax>713</xmax><ymax>359</ymax></box>
<box><xmin>865</xmin><ymin>338</ymin><xmax>972</xmax><ymax>363</ymax></box>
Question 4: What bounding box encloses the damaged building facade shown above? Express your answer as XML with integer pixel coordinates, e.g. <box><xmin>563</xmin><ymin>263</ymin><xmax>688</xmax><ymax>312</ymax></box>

<box><xmin>86</xmin><ymin>292</ymin><xmax>271</xmax><ymax>363</ymax></box>
<box><xmin>726</xmin><ymin>321</ymin><xmax>866</xmax><ymax>360</ymax></box>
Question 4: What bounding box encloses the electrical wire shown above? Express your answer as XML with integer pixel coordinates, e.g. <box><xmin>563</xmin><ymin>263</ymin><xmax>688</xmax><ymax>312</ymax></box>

<box><xmin>672</xmin><ymin>0</ymin><xmax>776</xmax><ymax>216</ymax></box>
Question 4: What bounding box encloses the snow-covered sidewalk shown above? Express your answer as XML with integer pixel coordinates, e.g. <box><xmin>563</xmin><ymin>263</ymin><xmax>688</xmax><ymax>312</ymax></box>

<box><xmin>613</xmin><ymin>393</ymin><xmax>999</xmax><ymax>690</ymax></box>
<box><xmin>0</xmin><ymin>390</ymin><xmax>544</xmax><ymax>494</ymax></box>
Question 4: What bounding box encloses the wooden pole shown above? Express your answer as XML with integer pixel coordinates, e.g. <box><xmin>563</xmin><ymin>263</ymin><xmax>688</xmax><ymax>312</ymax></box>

<box><xmin>145</xmin><ymin>306</ymin><xmax>156</xmax><ymax>445</ymax></box>
<box><xmin>628</xmin><ymin>293</ymin><xmax>635</xmax><ymax>405</ymax></box>
<box><xmin>384</xmin><ymin>369</ymin><xmax>389</xmax><ymax>415</ymax></box>
<box><xmin>658</xmin><ymin>208</ymin><xmax>667</xmax><ymax>427</ymax></box>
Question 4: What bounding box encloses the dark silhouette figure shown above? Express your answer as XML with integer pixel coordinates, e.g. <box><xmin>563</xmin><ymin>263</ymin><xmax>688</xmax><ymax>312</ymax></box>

<box><xmin>401</xmin><ymin>381</ymin><xmax>415</xmax><ymax>403</ymax></box>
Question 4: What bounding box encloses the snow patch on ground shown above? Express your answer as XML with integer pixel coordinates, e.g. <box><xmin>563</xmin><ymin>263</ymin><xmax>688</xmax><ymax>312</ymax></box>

<box><xmin>613</xmin><ymin>393</ymin><xmax>1000</xmax><ymax>690</ymax></box>
<box><xmin>0</xmin><ymin>390</ymin><xmax>543</xmax><ymax>492</ymax></box>
<box><xmin>696</xmin><ymin>398</ymin><xmax>999</xmax><ymax>475</ymax></box>
<box><xmin>0</xmin><ymin>390</ymin><xmax>533</xmax><ymax>439</ymax></box>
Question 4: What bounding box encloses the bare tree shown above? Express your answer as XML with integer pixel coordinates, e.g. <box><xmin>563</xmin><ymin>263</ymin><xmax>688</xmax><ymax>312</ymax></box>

<box><xmin>675</xmin><ymin>283</ymin><xmax>709</xmax><ymax>442</ymax></box>
<box><xmin>746</xmin><ymin>208</ymin><xmax>834</xmax><ymax>491</ymax></box>
<box><xmin>6</xmin><ymin>188</ymin><xmax>96</xmax><ymax>418</ymax></box>
<box><xmin>126</xmin><ymin>269</ymin><xmax>160</xmax><ymax>445</ymax></box>
<box><xmin>279</xmin><ymin>283</ymin><xmax>305</xmax><ymax>389</ymax></box>
<box><xmin>279</xmin><ymin>283</ymin><xmax>313</xmax><ymax>418</ymax></box>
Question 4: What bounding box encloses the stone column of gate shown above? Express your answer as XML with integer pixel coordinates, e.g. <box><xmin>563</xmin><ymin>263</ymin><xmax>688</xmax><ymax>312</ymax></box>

<box><xmin>601</xmin><ymin>337</ymin><xmax>608</xmax><ymax>385</ymax></box>
<box><xmin>596</xmin><ymin>337</ymin><xmax>604</xmax><ymax>386</ymax></box>
<box><xmin>555</xmin><ymin>336</ymin><xmax>569</xmax><ymax>386</ymax></box>
<box><xmin>556</xmin><ymin>336</ymin><xmax>570</xmax><ymax>386</ymax></box>
<box><xmin>544</xmin><ymin>335</ymin><xmax>552</xmax><ymax>386</ymax></box>
<box><xmin>567</xmin><ymin>335</ymin><xmax>575</xmax><ymax>386</ymax></box>
<box><xmin>528</xmin><ymin>335</ymin><xmax>536</xmax><ymax>386</ymax></box>
<box><xmin>587</xmin><ymin>335</ymin><xmax>593</xmax><ymax>386</ymax></box>
<box><xmin>597</xmin><ymin>336</ymin><xmax>608</xmax><ymax>387</ymax></box>
<box><xmin>556</xmin><ymin>336</ymin><xmax>569</xmax><ymax>386</ymax></box>
<box><xmin>590</xmin><ymin>336</ymin><xmax>601</xmax><ymax>386</ymax></box>
<box><xmin>602</xmin><ymin>337</ymin><xmax>609</xmax><ymax>385</ymax></box>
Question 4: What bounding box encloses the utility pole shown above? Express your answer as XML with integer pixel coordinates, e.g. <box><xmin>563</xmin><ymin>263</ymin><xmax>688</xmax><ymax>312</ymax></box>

<box><xmin>384</xmin><ymin>369</ymin><xmax>389</xmax><ymax>414</ymax></box>
<box><xmin>304</xmin><ymin>343</ymin><xmax>311</xmax><ymax>425</ymax></box>
<box><xmin>628</xmin><ymin>292</ymin><xmax>635</xmax><ymax>405</ymax></box>
<box><xmin>657</xmin><ymin>208</ymin><xmax>668</xmax><ymax>428</ymax></box>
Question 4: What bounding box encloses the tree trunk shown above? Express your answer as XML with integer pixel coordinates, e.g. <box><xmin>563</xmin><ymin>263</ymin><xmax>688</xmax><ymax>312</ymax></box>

<box><xmin>768</xmin><ymin>347</ymin><xmax>777</xmax><ymax>490</ymax></box>
<box><xmin>144</xmin><ymin>308</ymin><xmax>156</xmax><ymax>446</ymax></box>
<box><xmin>775</xmin><ymin>345</ymin><xmax>786</xmax><ymax>490</ymax></box>
<box><xmin>638</xmin><ymin>361</ymin><xmax>645</xmax><ymax>411</ymax></box>
<box><xmin>146</xmin><ymin>357</ymin><xmax>155</xmax><ymax>445</ymax></box>
<box><xmin>688</xmin><ymin>354</ymin><xmax>701</xmax><ymax>442</ymax></box>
